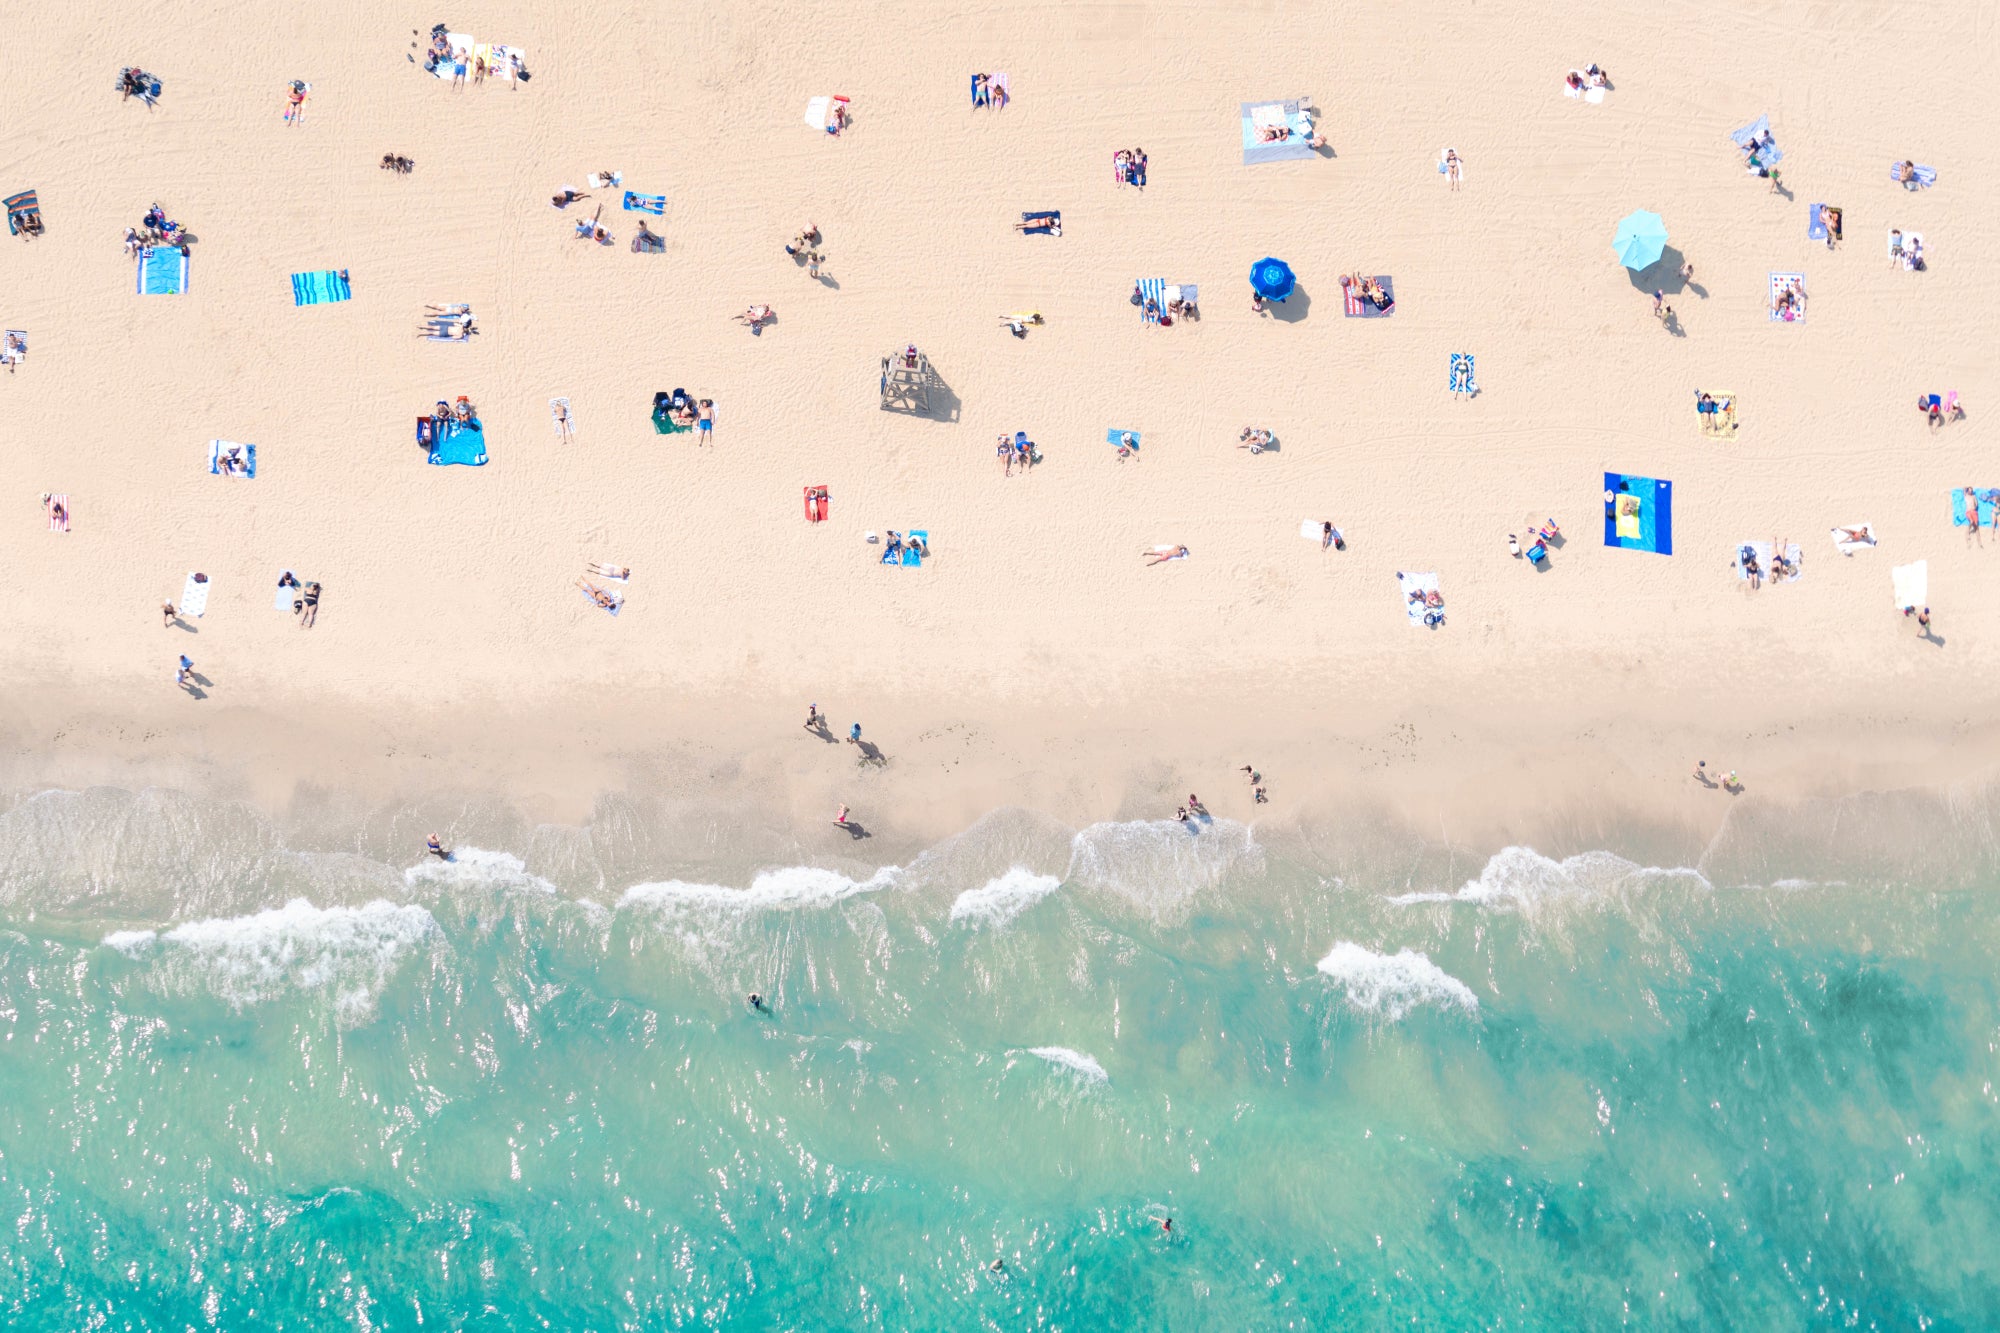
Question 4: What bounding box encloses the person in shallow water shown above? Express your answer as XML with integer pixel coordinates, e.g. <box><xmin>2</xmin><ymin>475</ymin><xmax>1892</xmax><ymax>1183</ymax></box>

<box><xmin>426</xmin><ymin>833</ymin><xmax>448</xmax><ymax>860</ymax></box>
<box><xmin>748</xmin><ymin>993</ymin><xmax>766</xmax><ymax>1012</ymax></box>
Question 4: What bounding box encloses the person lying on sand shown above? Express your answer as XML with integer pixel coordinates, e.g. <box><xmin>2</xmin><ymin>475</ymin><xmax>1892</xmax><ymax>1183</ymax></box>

<box><xmin>587</xmin><ymin>562</ymin><xmax>630</xmax><ymax>580</ymax></box>
<box><xmin>1144</xmin><ymin>545</ymin><xmax>1188</xmax><ymax>566</ymax></box>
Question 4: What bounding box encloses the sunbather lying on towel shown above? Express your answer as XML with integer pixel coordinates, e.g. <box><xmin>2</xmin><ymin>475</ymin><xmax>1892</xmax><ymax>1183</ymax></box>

<box><xmin>588</xmin><ymin>562</ymin><xmax>630</xmax><ymax>580</ymax></box>
<box><xmin>577</xmin><ymin>579</ymin><xmax>621</xmax><ymax>611</ymax></box>
<box><xmin>1259</xmin><ymin>124</ymin><xmax>1292</xmax><ymax>142</ymax></box>
<box><xmin>1835</xmin><ymin>527</ymin><xmax>1874</xmax><ymax>545</ymax></box>
<box><xmin>1144</xmin><ymin>545</ymin><xmax>1188</xmax><ymax>566</ymax></box>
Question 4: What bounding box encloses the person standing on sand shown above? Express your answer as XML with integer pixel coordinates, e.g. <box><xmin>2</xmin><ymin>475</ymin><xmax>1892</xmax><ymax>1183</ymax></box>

<box><xmin>804</xmin><ymin>703</ymin><xmax>821</xmax><ymax>731</ymax></box>
<box><xmin>175</xmin><ymin>655</ymin><xmax>194</xmax><ymax>690</ymax></box>
<box><xmin>426</xmin><ymin>833</ymin><xmax>449</xmax><ymax>860</ymax></box>
<box><xmin>848</xmin><ymin>722</ymin><xmax>862</xmax><ymax>745</ymax></box>
<box><xmin>162</xmin><ymin>601</ymin><xmax>176</xmax><ymax>628</ymax></box>
<box><xmin>833</xmin><ymin>804</ymin><xmax>850</xmax><ymax>827</ymax></box>
<box><xmin>1916</xmin><ymin>606</ymin><xmax>1932</xmax><ymax>634</ymax></box>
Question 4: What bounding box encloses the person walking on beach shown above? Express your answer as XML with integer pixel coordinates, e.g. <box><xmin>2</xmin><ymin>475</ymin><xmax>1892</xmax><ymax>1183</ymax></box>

<box><xmin>161</xmin><ymin>601</ymin><xmax>176</xmax><ymax>628</ymax></box>
<box><xmin>848</xmin><ymin>722</ymin><xmax>862</xmax><ymax>745</ymax></box>
<box><xmin>804</xmin><ymin>703</ymin><xmax>821</xmax><ymax>731</ymax></box>
<box><xmin>832</xmin><ymin>804</ymin><xmax>850</xmax><ymax>828</ymax></box>
<box><xmin>426</xmin><ymin>833</ymin><xmax>449</xmax><ymax>860</ymax></box>
<box><xmin>175</xmin><ymin>655</ymin><xmax>194</xmax><ymax>691</ymax></box>
<box><xmin>1915</xmin><ymin>606</ymin><xmax>1932</xmax><ymax>634</ymax></box>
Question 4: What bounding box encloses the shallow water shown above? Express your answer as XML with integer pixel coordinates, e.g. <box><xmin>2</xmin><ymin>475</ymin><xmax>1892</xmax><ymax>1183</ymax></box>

<box><xmin>1</xmin><ymin>788</ymin><xmax>1997</xmax><ymax>1328</ymax></box>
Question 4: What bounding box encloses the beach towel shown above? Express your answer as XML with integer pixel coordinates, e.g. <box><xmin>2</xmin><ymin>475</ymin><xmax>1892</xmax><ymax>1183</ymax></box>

<box><xmin>1450</xmin><ymin>353</ymin><xmax>1476</xmax><ymax>396</ymax></box>
<box><xmin>903</xmin><ymin>529</ymin><xmax>928</xmax><ymax>567</ymax></box>
<box><xmin>992</xmin><ymin>73</ymin><xmax>1009</xmax><ymax>107</ymax></box>
<box><xmin>1136</xmin><ymin>277</ymin><xmax>1165</xmax><ymax>325</ymax></box>
<box><xmin>1107</xmin><ymin>428</ymin><xmax>1141</xmax><ymax>454</ymax></box>
<box><xmin>1891</xmin><ymin>162</ymin><xmax>1937</xmax><ymax>188</ymax></box>
<box><xmin>1730</xmin><ymin>115</ymin><xmax>1782</xmax><ymax>163</ymax></box>
<box><xmin>1808</xmin><ymin>204</ymin><xmax>1829</xmax><ymax>241</ymax></box>
<box><xmin>0</xmin><ymin>330</ymin><xmax>23</xmax><ymax>368</ymax></box>
<box><xmin>586</xmin><ymin>171</ymin><xmax>622</xmax><ymax>189</ymax></box>
<box><xmin>805</xmin><ymin>96</ymin><xmax>832</xmax><ymax>130</ymax></box>
<box><xmin>1830</xmin><ymin>525</ymin><xmax>1876</xmax><ymax>554</ymax></box>
<box><xmin>272</xmin><ymin>571</ymin><xmax>305</xmax><ymax>611</ymax></box>
<box><xmin>1892</xmin><ymin>560</ymin><xmax>1927</xmax><ymax>611</ymax></box>
<box><xmin>45</xmin><ymin>494</ymin><xmax>68</xmax><ymax>533</ymax></box>
<box><xmin>1769</xmin><ymin>273</ymin><xmax>1804</xmax><ymax>323</ymax></box>
<box><xmin>1341</xmin><ymin>275</ymin><xmax>1395</xmax><ymax>318</ymax></box>
<box><xmin>1020</xmin><ymin>209</ymin><xmax>1060</xmax><ymax>236</ymax></box>
<box><xmin>579</xmin><ymin>584</ymin><xmax>621</xmax><ymax>616</ymax></box>
<box><xmin>549</xmin><ymin>397</ymin><xmax>573</xmax><ymax>437</ymax></box>
<box><xmin>622</xmin><ymin>192</ymin><xmax>665</xmax><ymax>214</ymax></box>
<box><xmin>1300</xmin><ymin>520</ymin><xmax>1343</xmax><ymax>546</ymax></box>
<box><xmin>291</xmin><ymin>269</ymin><xmax>351</xmax><ymax>306</ymax></box>
<box><xmin>136</xmin><ymin>246</ymin><xmax>188</xmax><ymax>296</ymax></box>
<box><xmin>1603</xmin><ymin>472</ymin><xmax>1674</xmax><ymax>554</ymax></box>
<box><xmin>3</xmin><ymin>189</ymin><xmax>38</xmax><ymax>235</ymax></box>
<box><xmin>1952</xmin><ymin>487</ymin><xmax>2000</xmax><ymax>528</ymax></box>
<box><xmin>207</xmin><ymin>441</ymin><xmax>257</xmax><ymax>478</ymax></box>
<box><xmin>1696</xmin><ymin>391</ymin><xmax>1737</xmax><ymax>436</ymax></box>
<box><xmin>1240</xmin><ymin>100</ymin><xmax>1316</xmax><ymax>165</ymax></box>
<box><xmin>180</xmin><ymin>572</ymin><xmax>210</xmax><ymax>618</ymax></box>
<box><xmin>1397</xmin><ymin>572</ymin><xmax>1440</xmax><ymax>626</ymax></box>
<box><xmin>429</xmin><ymin>421</ymin><xmax>487</xmax><ymax>466</ymax></box>
<box><xmin>487</xmin><ymin>45</ymin><xmax>526</xmax><ymax>80</ymax></box>
<box><xmin>1735</xmin><ymin>540</ymin><xmax>1802</xmax><ymax>582</ymax></box>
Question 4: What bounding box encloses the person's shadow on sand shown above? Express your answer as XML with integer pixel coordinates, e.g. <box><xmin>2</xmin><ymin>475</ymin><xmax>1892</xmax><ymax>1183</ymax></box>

<box><xmin>855</xmin><ymin>740</ymin><xmax>887</xmax><ymax>766</ymax></box>
<box><xmin>836</xmin><ymin>818</ymin><xmax>871</xmax><ymax>840</ymax></box>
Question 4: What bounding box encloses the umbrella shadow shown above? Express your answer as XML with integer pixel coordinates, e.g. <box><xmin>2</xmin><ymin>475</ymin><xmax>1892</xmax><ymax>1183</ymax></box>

<box><xmin>1628</xmin><ymin>246</ymin><xmax>1691</xmax><ymax>296</ymax></box>
<box><xmin>1267</xmin><ymin>286</ymin><xmax>1311</xmax><ymax>323</ymax></box>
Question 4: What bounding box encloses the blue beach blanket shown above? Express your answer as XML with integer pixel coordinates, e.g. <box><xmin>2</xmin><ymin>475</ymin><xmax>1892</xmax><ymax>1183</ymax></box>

<box><xmin>1603</xmin><ymin>471</ymin><xmax>1674</xmax><ymax>555</ymax></box>
<box><xmin>1730</xmin><ymin>114</ymin><xmax>1782</xmax><ymax>164</ymax></box>
<box><xmin>903</xmin><ymin>530</ymin><xmax>927</xmax><ymax>567</ymax></box>
<box><xmin>1241</xmin><ymin>100</ymin><xmax>1316</xmax><ymax>165</ymax></box>
<box><xmin>291</xmin><ymin>269</ymin><xmax>352</xmax><ymax>306</ymax></box>
<box><xmin>1952</xmin><ymin>488</ymin><xmax>1999</xmax><ymax>527</ymax></box>
<box><xmin>1107</xmin><ymin>428</ymin><xmax>1141</xmax><ymax>451</ymax></box>
<box><xmin>136</xmin><ymin>246</ymin><xmax>188</xmax><ymax>295</ymax></box>
<box><xmin>429</xmin><ymin>420</ymin><xmax>487</xmax><ymax>466</ymax></box>
<box><xmin>1891</xmin><ymin>162</ymin><xmax>1937</xmax><ymax>188</ymax></box>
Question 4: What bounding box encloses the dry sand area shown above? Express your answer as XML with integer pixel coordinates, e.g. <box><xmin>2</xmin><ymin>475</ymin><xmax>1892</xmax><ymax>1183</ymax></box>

<box><xmin>0</xmin><ymin>0</ymin><xmax>1996</xmax><ymax>833</ymax></box>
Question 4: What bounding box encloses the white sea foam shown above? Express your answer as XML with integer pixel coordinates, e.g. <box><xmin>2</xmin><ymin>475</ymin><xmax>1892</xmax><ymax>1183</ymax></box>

<box><xmin>1316</xmin><ymin>941</ymin><xmax>1479</xmax><ymax>1021</ymax></box>
<box><xmin>1387</xmin><ymin>846</ymin><xmax>1711</xmax><ymax>909</ymax></box>
<box><xmin>1025</xmin><ymin>1046</ymin><xmax>1109</xmax><ymax>1083</ymax></box>
<box><xmin>101</xmin><ymin>898</ymin><xmax>439</xmax><ymax>1021</ymax></box>
<box><xmin>1065</xmin><ymin>818</ymin><xmax>1262</xmax><ymax>921</ymax></box>
<box><xmin>618</xmin><ymin>864</ymin><xmax>900</xmax><ymax>914</ymax></box>
<box><xmin>403</xmin><ymin>846</ymin><xmax>558</xmax><ymax>895</ymax></box>
<box><xmin>949</xmin><ymin>867</ymin><xmax>1061</xmax><ymax>929</ymax></box>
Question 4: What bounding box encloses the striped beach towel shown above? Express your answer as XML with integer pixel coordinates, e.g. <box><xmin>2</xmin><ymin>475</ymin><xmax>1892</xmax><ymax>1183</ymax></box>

<box><xmin>1136</xmin><ymin>277</ymin><xmax>1165</xmax><ymax>325</ymax></box>
<box><xmin>44</xmin><ymin>493</ymin><xmax>68</xmax><ymax>532</ymax></box>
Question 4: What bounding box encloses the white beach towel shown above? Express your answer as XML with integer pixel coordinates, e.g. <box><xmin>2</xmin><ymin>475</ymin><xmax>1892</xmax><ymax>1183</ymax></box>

<box><xmin>1891</xmin><ymin>560</ymin><xmax>1927</xmax><ymax>610</ymax></box>
<box><xmin>1397</xmin><ymin>571</ymin><xmax>1440</xmax><ymax>625</ymax></box>
<box><xmin>549</xmin><ymin>397</ymin><xmax>574</xmax><ymax>437</ymax></box>
<box><xmin>489</xmin><ymin>45</ymin><xmax>525</xmax><ymax>79</ymax></box>
<box><xmin>180</xmin><ymin>572</ymin><xmax>211</xmax><ymax>618</ymax></box>
<box><xmin>272</xmin><ymin>570</ymin><xmax>305</xmax><ymax>611</ymax></box>
<box><xmin>805</xmin><ymin>96</ymin><xmax>832</xmax><ymax>130</ymax></box>
<box><xmin>1300</xmin><ymin>519</ymin><xmax>1324</xmax><ymax>541</ymax></box>
<box><xmin>1250</xmin><ymin>103</ymin><xmax>1287</xmax><ymax>131</ymax></box>
<box><xmin>1830</xmin><ymin>524</ymin><xmax>1876</xmax><ymax>554</ymax></box>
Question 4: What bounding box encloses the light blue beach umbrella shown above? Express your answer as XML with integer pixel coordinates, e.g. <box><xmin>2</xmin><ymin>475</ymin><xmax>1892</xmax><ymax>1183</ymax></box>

<box><xmin>1250</xmin><ymin>256</ymin><xmax>1296</xmax><ymax>301</ymax></box>
<box><xmin>1612</xmin><ymin>210</ymin><xmax>1668</xmax><ymax>270</ymax></box>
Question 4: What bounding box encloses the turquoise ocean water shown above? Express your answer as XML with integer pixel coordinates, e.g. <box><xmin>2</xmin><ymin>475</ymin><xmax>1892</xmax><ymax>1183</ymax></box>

<box><xmin>0</xmin><ymin>786</ymin><xmax>1996</xmax><ymax>1328</ymax></box>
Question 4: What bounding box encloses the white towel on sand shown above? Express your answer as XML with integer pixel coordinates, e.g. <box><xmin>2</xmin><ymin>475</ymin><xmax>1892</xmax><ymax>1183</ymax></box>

<box><xmin>180</xmin><ymin>572</ymin><xmax>210</xmax><ymax>617</ymax></box>
<box><xmin>1397</xmin><ymin>571</ymin><xmax>1439</xmax><ymax>625</ymax></box>
<box><xmin>1891</xmin><ymin>560</ymin><xmax>1927</xmax><ymax>610</ymax></box>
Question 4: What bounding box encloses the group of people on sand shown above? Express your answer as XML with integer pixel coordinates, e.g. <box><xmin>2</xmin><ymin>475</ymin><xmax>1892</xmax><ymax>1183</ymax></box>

<box><xmin>1564</xmin><ymin>63</ymin><xmax>1610</xmax><ymax>94</ymax></box>
<box><xmin>1737</xmin><ymin>539</ymin><xmax>1798</xmax><ymax>592</ymax></box>
<box><xmin>123</xmin><ymin>203</ymin><xmax>186</xmax><ymax>256</ymax></box>
<box><xmin>784</xmin><ymin>223</ymin><xmax>826</xmax><ymax>279</ymax></box>
<box><xmin>661</xmin><ymin>389</ymin><xmax>716</xmax><ymax>438</ymax></box>
<box><xmin>997</xmin><ymin>432</ymin><xmax>1036</xmax><ymax>474</ymax></box>
<box><xmin>1771</xmin><ymin>276</ymin><xmax>1805</xmax><ymax>320</ymax></box>
<box><xmin>881</xmin><ymin>530</ymin><xmax>928</xmax><ymax>560</ymax></box>
<box><xmin>1114</xmin><ymin>148</ymin><xmax>1148</xmax><ymax>188</ymax></box>
<box><xmin>118</xmin><ymin>67</ymin><xmax>158</xmax><ymax>104</ymax></box>
<box><xmin>970</xmin><ymin>73</ymin><xmax>1008</xmax><ymax>109</ymax></box>
<box><xmin>1887</xmin><ymin>229</ymin><xmax>1925</xmax><ymax>272</ymax></box>
<box><xmin>274</xmin><ymin>571</ymin><xmax>323</xmax><ymax>627</ymax></box>
<box><xmin>1238</xmin><ymin>427</ymin><xmax>1273</xmax><ymax>454</ymax></box>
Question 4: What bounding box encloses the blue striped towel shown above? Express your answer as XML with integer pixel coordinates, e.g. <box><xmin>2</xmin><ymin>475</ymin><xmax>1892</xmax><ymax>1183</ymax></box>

<box><xmin>1136</xmin><ymin>278</ymin><xmax>1165</xmax><ymax>324</ymax></box>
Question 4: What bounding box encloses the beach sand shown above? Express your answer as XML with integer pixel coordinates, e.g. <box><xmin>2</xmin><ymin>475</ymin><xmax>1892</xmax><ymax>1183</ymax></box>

<box><xmin>1</xmin><ymin>0</ymin><xmax>1996</xmax><ymax>843</ymax></box>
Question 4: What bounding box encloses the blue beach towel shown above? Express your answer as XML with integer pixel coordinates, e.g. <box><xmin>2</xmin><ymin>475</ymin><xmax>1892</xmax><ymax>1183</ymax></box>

<box><xmin>1807</xmin><ymin>204</ymin><xmax>1828</xmax><ymax>241</ymax></box>
<box><xmin>1603</xmin><ymin>472</ymin><xmax>1674</xmax><ymax>554</ymax></box>
<box><xmin>429</xmin><ymin>420</ymin><xmax>487</xmax><ymax>466</ymax></box>
<box><xmin>902</xmin><ymin>529</ymin><xmax>927</xmax><ymax>567</ymax></box>
<box><xmin>136</xmin><ymin>246</ymin><xmax>188</xmax><ymax>295</ymax></box>
<box><xmin>1449</xmin><ymin>353</ymin><xmax>1475</xmax><ymax>395</ymax></box>
<box><xmin>1107</xmin><ymin>428</ymin><xmax>1140</xmax><ymax>451</ymax></box>
<box><xmin>207</xmin><ymin>441</ymin><xmax>256</xmax><ymax>478</ymax></box>
<box><xmin>1951</xmin><ymin>488</ymin><xmax>1999</xmax><ymax>527</ymax></box>
<box><xmin>1891</xmin><ymin>162</ymin><xmax>1937</xmax><ymax>188</ymax></box>
<box><xmin>1730</xmin><ymin>114</ymin><xmax>1782</xmax><ymax>164</ymax></box>
<box><xmin>291</xmin><ymin>269</ymin><xmax>352</xmax><ymax>306</ymax></box>
<box><xmin>622</xmin><ymin>192</ymin><xmax>665</xmax><ymax>214</ymax></box>
<box><xmin>1136</xmin><ymin>277</ymin><xmax>1165</xmax><ymax>324</ymax></box>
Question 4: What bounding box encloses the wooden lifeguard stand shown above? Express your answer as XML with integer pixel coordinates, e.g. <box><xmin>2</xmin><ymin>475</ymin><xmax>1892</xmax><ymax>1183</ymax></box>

<box><xmin>879</xmin><ymin>345</ymin><xmax>931</xmax><ymax>413</ymax></box>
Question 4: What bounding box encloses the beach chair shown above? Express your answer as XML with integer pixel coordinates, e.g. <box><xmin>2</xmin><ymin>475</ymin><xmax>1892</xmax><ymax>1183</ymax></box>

<box><xmin>4</xmin><ymin>190</ymin><xmax>42</xmax><ymax>237</ymax></box>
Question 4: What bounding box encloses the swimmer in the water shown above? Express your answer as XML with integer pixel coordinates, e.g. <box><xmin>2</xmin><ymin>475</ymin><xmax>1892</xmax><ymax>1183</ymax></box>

<box><xmin>748</xmin><ymin>993</ymin><xmax>766</xmax><ymax>1012</ymax></box>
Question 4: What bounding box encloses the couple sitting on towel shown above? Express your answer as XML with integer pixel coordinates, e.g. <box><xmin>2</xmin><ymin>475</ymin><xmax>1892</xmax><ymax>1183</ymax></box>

<box><xmin>1345</xmin><ymin>272</ymin><xmax>1392</xmax><ymax>310</ymax></box>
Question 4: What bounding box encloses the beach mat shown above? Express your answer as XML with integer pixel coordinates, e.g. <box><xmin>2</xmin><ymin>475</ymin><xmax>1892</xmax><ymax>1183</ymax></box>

<box><xmin>1107</xmin><ymin>428</ymin><xmax>1140</xmax><ymax>453</ymax></box>
<box><xmin>1240</xmin><ymin>100</ymin><xmax>1315</xmax><ymax>164</ymax></box>
<box><xmin>1734</xmin><ymin>540</ymin><xmax>1801</xmax><ymax>582</ymax></box>
<box><xmin>291</xmin><ymin>269</ymin><xmax>351</xmax><ymax>306</ymax></box>
<box><xmin>1730</xmin><ymin>114</ymin><xmax>1782</xmax><ymax>163</ymax></box>
<box><xmin>902</xmin><ymin>529</ymin><xmax>928</xmax><ymax>567</ymax></box>
<box><xmin>207</xmin><ymin>441</ymin><xmax>256</xmax><ymax>478</ymax></box>
<box><xmin>1136</xmin><ymin>278</ymin><xmax>1165</xmax><ymax>325</ymax></box>
<box><xmin>1892</xmin><ymin>560</ymin><xmax>1927</xmax><ymax>610</ymax></box>
<box><xmin>1951</xmin><ymin>487</ymin><xmax>1999</xmax><ymax>527</ymax></box>
<box><xmin>1890</xmin><ymin>162</ymin><xmax>1937</xmax><ymax>187</ymax></box>
<box><xmin>1830</xmin><ymin>525</ymin><xmax>1875</xmax><ymax>554</ymax></box>
<box><xmin>1769</xmin><ymin>272</ymin><xmax>1804</xmax><ymax>323</ymax></box>
<box><xmin>180</xmin><ymin>572</ymin><xmax>210</xmax><ymax>617</ymax></box>
<box><xmin>1397</xmin><ymin>571</ymin><xmax>1439</xmax><ymax>626</ymax></box>
<box><xmin>622</xmin><ymin>192</ymin><xmax>665</xmax><ymax>214</ymax></box>
<box><xmin>136</xmin><ymin>246</ymin><xmax>188</xmax><ymax>296</ymax></box>
<box><xmin>45</xmin><ymin>494</ymin><xmax>68</xmax><ymax>532</ymax></box>
<box><xmin>272</xmin><ymin>571</ymin><xmax>305</xmax><ymax>611</ymax></box>
<box><xmin>1604</xmin><ymin>472</ymin><xmax>1674</xmax><ymax>554</ymax></box>
<box><xmin>429</xmin><ymin>421</ymin><xmax>487</xmax><ymax>466</ymax></box>
<box><xmin>1342</xmin><ymin>275</ymin><xmax>1394</xmax><ymax>318</ymax></box>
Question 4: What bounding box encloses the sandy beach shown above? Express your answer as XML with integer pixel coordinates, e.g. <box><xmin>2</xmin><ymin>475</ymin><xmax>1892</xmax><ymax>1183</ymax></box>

<box><xmin>1</xmin><ymin>0</ymin><xmax>1996</xmax><ymax>839</ymax></box>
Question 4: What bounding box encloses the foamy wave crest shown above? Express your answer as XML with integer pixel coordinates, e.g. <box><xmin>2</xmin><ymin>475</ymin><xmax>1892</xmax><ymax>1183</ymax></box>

<box><xmin>1316</xmin><ymin>942</ymin><xmax>1479</xmax><ymax>1021</ymax></box>
<box><xmin>1025</xmin><ymin>1046</ymin><xmax>1108</xmax><ymax>1084</ymax></box>
<box><xmin>949</xmin><ymin>867</ymin><xmax>1061</xmax><ymax>929</ymax></box>
<box><xmin>1387</xmin><ymin>846</ymin><xmax>1711</xmax><ymax>909</ymax></box>
<box><xmin>617</xmin><ymin>864</ymin><xmax>900</xmax><ymax>915</ymax></box>
<box><xmin>403</xmin><ymin>846</ymin><xmax>558</xmax><ymax>895</ymax></box>
<box><xmin>1066</xmin><ymin>819</ymin><xmax>1262</xmax><ymax>921</ymax></box>
<box><xmin>101</xmin><ymin>899</ymin><xmax>439</xmax><ymax>1022</ymax></box>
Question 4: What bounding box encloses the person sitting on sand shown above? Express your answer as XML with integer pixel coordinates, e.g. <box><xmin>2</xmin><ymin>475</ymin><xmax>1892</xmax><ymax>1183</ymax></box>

<box><xmin>883</xmin><ymin>531</ymin><xmax>904</xmax><ymax>558</ymax></box>
<box><xmin>551</xmin><ymin>188</ymin><xmax>587</xmax><ymax>209</ymax></box>
<box><xmin>736</xmin><ymin>305</ymin><xmax>774</xmax><ymax>326</ymax></box>
<box><xmin>1740</xmin><ymin>546</ymin><xmax>1762</xmax><ymax>590</ymax></box>
<box><xmin>1898</xmin><ymin>160</ymin><xmax>1916</xmax><ymax>185</ymax></box>
<box><xmin>908</xmin><ymin>533</ymin><xmax>930</xmax><ymax>558</ymax></box>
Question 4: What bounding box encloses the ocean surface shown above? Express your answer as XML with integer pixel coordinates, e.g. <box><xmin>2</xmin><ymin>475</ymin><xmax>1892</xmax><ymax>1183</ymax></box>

<box><xmin>1</xmin><ymin>785</ymin><xmax>1997</xmax><ymax>1329</ymax></box>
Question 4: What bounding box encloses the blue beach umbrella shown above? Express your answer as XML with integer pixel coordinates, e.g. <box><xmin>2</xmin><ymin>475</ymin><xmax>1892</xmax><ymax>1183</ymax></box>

<box><xmin>1250</xmin><ymin>257</ymin><xmax>1296</xmax><ymax>301</ymax></box>
<box><xmin>1612</xmin><ymin>210</ymin><xmax>1668</xmax><ymax>270</ymax></box>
